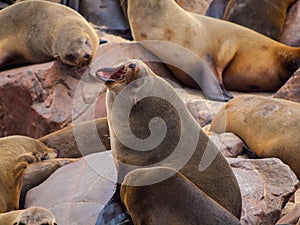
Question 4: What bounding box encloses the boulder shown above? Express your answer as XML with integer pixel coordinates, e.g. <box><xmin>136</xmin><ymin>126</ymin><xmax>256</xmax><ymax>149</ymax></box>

<box><xmin>280</xmin><ymin>0</ymin><xmax>300</xmax><ymax>47</ymax></box>
<box><xmin>25</xmin><ymin>151</ymin><xmax>116</xmax><ymax>225</ymax></box>
<box><xmin>274</xmin><ymin>68</ymin><xmax>300</xmax><ymax>103</ymax></box>
<box><xmin>0</xmin><ymin>60</ymin><xmax>107</xmax><ymax>138</ymax></box>
<box><xmin>209</xmin><ymin>132</ymin><xmax>244</xmax><ymax>157</ymax></box>
<box><xmin>186</xmin><ymin>100</ymin><xmax>224</xmax><ymax>127</ymax></box>
<box><xmin>228</xmin><ymin>158</ymin><xmax>299</xmax><ymax>225</ymax></box>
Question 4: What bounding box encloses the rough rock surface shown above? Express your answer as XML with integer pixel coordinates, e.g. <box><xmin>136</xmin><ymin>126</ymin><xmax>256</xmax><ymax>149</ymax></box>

<box><xmin>186</xmin><ymin>100</ymin><xmax>224</xmax><ymax>127</ymax></box>
<box><xmin>228</xmin><ymin>158</ymin><xmax>299</xmax><ymax>225</ymax></box>
<box><xmin>274</xmin><ymin>68</ymin><xmax>300</xmax><ymax>103</ymax></box>
<box><xmin>280</xmin><ymin>0</ymin><xmax>300</xmax><ymax>47</ymax></box>
<box><xmin>0</xmin><ymin>62</ymin><xmax>84</xmax><ymax>138</ymax></box>
<box><xmin>25</xmin><ymin>151</ymin><xmax>116</xmax><ymax>225</ymax></box>
<box><xmin>210</xmin><ymin>132</ymin><xmax>244</xmax><ymax>157</ymax></box>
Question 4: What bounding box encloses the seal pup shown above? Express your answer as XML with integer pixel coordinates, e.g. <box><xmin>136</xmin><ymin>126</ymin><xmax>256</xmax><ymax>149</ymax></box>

<box><xmin>0</xmin><ymin>135</ymin><xmax>57</xmax><ymax>213</ymax></box>
<box><xmin>0</xmin><ymin>207</ymin><xmax>57</xmax><ymax>225</ymax></box>
<box><xmin>127</xmin><ymin>0</ymin><xmax>300</xmax><ymax>97</ymax></box>
<box><xmin>95</xmin><ymin>59</ymin><xmax>242</xmax><ymax>224</ymax></box>
<box><xmin>211</xmin><ymin>95</ymin><xmax>300</xmax><ymax>178</ymax></box>
<box><xmin>0</xmin><ymin>0</ymin><xmax>99</xmax><ymax>70</ymax></box>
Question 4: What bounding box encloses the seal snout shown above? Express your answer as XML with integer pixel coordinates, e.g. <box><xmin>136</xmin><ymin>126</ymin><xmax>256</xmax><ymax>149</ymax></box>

<box><xmin>96</xmin><ymin>64</ymin><xmax>126</xmax><ymax>83</ymax></box>
<box><xmin>84</xmin><ymin>53</ymin><xmax>91</xmax><ymax>59</ymax></box>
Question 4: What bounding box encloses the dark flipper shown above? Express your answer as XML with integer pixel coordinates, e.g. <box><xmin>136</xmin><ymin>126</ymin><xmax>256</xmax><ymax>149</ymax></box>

<box><xmin>205</xmin><ymin>0</ymin><xmax>230</xmax><ymax>19</ymax></box>
<box><xmin>243</xmin><ymin>144</ymin><xmax>259</xmax><ymax>159</ymax></box>
<box><xmin>95</xmin><ymin>184</ymin><xmax>133</xmax><ymax>225</ymax></box>
<box><xmin>100</xmin><ymin>39</ymin><xmax>108</xmax><ymax>45</ymax></box>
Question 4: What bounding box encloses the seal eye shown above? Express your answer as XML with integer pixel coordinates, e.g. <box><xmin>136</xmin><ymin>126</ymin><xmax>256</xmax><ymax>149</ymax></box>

<box><xmin>129</xmin><ymin>63</ymin><xmax>136</xmax><ymax>69</ymax></box>
<box><xmin>85</xmin><ymin>39</ymin><xmax>91</xmax><ymax>47</ymax></box>
<box><xmin>41</xmin><ymin>223</ymin><xmax>49</xmax><ymax>225</ymax></box>
<box><xmin>18</xmin><ymin>223</ymin><xmax>26</xmax><ymax>225</ymax></box>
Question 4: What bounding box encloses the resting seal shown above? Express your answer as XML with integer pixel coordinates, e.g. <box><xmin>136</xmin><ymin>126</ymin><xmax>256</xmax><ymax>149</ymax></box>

<box><xmin>0</xmin><ymin>135</ymin><xmax>57</xmax><ymax>213</ymax></box>
<box><xmin>0</xmin><ymin>207</ymin><xmax>57</xmax><ymax>225</ymax></box>
<box><xmin>211</xmin><ymin>95</ymin><xmax>300</xmax><ymax>178</ymax></box>
<box><xmin>127</xmin><ymin>0</ymin><xmax>300</xmax><ymax>98</ymax></box>
<box><xmin>95</xmin><ymin>59</ymin><xmax>241</xmax><ymax>224</ymax></box>
<box><xmin>0</xmin><ymin>0</ymin><xmax>99</xmax><ymax>69</ymax></box>
<box><xmin>223</xmin><ymin>0</ymin><xmax>296</xmax><ymax>40</ymax></box>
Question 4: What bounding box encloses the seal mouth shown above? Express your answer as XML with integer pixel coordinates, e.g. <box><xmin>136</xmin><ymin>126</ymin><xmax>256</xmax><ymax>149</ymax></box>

<box><xmin>96</xmin><ymin>64</ymin><xmax>126</xmax><ymax>83</ymax></box>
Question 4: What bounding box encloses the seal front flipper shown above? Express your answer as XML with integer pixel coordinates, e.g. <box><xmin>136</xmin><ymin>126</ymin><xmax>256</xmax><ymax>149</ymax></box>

<box><xmin>95</xmin><ymin>184</ymin><xmax>133</xmax><ymax>225</ymax></box>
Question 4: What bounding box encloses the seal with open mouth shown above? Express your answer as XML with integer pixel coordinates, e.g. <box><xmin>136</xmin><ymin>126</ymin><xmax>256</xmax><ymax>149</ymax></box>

<box><xmin>95</xmin><ymin>59</ymin><xmax>242</xmax><ymax>224</ymax></box>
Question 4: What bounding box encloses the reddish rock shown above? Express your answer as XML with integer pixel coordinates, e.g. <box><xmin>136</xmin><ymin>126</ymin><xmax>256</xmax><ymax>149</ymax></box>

<box><xmin>274</xmin><ymin>68</ymin><xmax>300</xmax><ymax>103</ymax></box>
<box><xmin>228</xmin><ymin>158</ymin><xmax>299</xmax><ymax>225</ymax></box>
<box><xmin>280</xmin><ymin>1</ymin><xmax>300</xmax><ymax>47</ymax></box>
<box><xmin>0</xmin><ymin>60</ymin><xmax>107</xmax><ymax>138</ymax></box>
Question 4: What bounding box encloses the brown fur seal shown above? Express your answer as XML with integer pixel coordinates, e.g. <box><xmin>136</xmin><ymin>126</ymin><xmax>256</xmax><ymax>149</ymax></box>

<box><xmin>39</xmin><ymin>117</ymin><xmax>110</xmax><ymax>158</ymax></box>
<box><xmin>0</xmin><ymin>0</ymin><xmax>99</xmax><ymax>70</ymax></box>
<box><xmin>127</xmin><ymin>0</ymin><xmax>300</xmax><ymax>97</ymax></box>
<box><xmin>211</xmin><ymin>95</ymin><xmax>300</xmax><ymax>178</ymax></box>
<box><xmin>121</xmin><ymin>166</ymin><xmax>241</xmax><ymax>225</ymax></box>
<box><xmin>95</xmin><ymin>59</ymin><xmax>241</xmax><ymax>224</ymax></box>
<box><xmin>223</xmin><ymin>0</ymin><xmax>296</xmax><ymax>40</ymax></box>
<box><xmin>0</xmin><ymin>135</ymin><xmax>57</xmax><ymax>213</ymax></box>
<box><xmin>0</xmin><ymin>207</ymin><xmax>57</xmax><ymax>225</ymax></box>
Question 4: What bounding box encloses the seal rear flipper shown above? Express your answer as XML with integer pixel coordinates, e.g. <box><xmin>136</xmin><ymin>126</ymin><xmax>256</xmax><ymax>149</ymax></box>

<box><xmin>220</xmin><ymin>82</ymin><xmax>234</xmax><ymax>102</ymax></box>
<box><xmin>95</xmin><ymin>185</ymin><xmax>133</xmax><ymax>225</ymax></box>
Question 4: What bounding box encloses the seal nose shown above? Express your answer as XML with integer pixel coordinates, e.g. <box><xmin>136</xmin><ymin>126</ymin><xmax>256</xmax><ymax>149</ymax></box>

<box><xmin>84</xmin><ymin>53</ymin><xmax>90</xmax><ymax>59</ymax></box>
